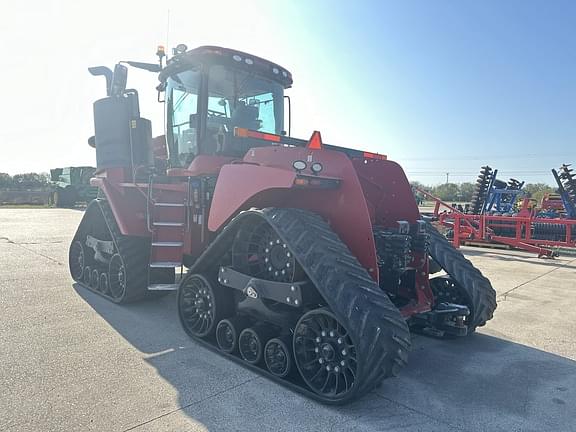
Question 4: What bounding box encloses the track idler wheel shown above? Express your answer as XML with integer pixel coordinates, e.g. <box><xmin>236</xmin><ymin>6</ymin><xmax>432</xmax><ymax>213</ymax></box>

<box><xmin>431</xmin><ymin>276</ymin><xmax>467</xmax><ymax>305</ymax></box>
<box><xmin>293</xmin><ymin>309</ymin><xmax>357</xmax><ymax>400</ymax></box>
<box><xmin>216</xmin><ymin>316</ymin><xmax>250</xmax><ymax>353</ymax></box>
<box><xmin>83</xmin><ymin>266</ymin><xmax>91</xmax><ymax>286</ymax></box>
<box><xmin>238</xmin><ymin>326</ymin><xmax>275</xmax><ymax>365</ymax></box>
<box><xmin>108</xmin><ymin>254</ymin><xmax>127</xmax><ymax>301</ymax></box>
<box><xmin>90</xmin><ymin>269</ymin><xmax>100</xmax><ymax>290</ymax></box>
<box><xmin>69</xmin><ymin>241</ymin><xmax>85</xmax><ymax>282</ymax></box>
<box><xmin>178</xmin><ymin>275</ymin><xmax>227</xmax><ymax>338</ymax></box>
<box><xmin>99</xmin><ymin>273</ymin><xmax>109</xmax><ymax>293</ymax></box>
<box><xmin>265</xmin><ymin>336</ymin><xmax>293</xmax><ymax>378</ymax></box>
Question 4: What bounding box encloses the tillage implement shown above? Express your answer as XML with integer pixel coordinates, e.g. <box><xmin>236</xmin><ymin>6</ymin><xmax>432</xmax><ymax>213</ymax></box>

<box><xmin>69</xmin><ymin>44</ymin><xmax>497</xmax><ymax>403</ymax></box>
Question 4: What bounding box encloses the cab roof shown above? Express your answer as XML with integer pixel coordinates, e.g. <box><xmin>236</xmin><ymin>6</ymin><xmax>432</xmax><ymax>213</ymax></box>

<box><xmin>159</xmin><ymin>45</ymin><xmax>293</xmax><ymax>88</ymax></box>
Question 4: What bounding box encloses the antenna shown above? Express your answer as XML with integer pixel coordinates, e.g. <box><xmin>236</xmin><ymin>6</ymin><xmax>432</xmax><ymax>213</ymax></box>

<box><xmin>166</xmin><ymin>9</ymin><xmax>171</xmax><ymax>53</ymax></box>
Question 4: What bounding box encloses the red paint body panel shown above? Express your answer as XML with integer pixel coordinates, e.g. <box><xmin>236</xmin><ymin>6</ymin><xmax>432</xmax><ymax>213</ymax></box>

<box><xmin>92</xmin><ymin>177</ymin><xmax>149</xmax><ymax>236</ymax></box>
<box><xmin>209</xmin><ymin>147</ymin><xmax>382</xmax><ymax>281</ymax></box>
<box><xmin>96</xmin><ymin>145</ymin><xmax>425</xmax><ymax>291</ymax></box>
<box><xmin>208</xmin><ymin>165</ymin><xmax>297</xmax><ymax>231</ymax></box>
<box><xmin>352</xmin><ymin>159</ymin><xmax>420</xmax><ymax>227</ymax></box>
<box><xmin>168</xmin><ymin>155</ymin><xmax>237</xmax><ymax>177</ymax></box>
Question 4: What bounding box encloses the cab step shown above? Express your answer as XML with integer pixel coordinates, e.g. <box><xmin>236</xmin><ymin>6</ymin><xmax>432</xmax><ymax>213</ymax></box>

<box><xmin>152</xmin><ymin>241</ymin><xmax>184</xmax><ymax>247</ymax></box>
<box><xmin>150</xmin><ymin>261</ymin><xmax>182</xmax><ymax>268</ymax></box>
<box><xmin>154</xmin><ymin>202</ymin><xmax>185</xmax><ymax>207</ymax></box>
<box><xmin>153</xmin><ymin>221</ymin><xmax>185</xmax><ymax>227</ymax></box>
<box><xmin>148</xmin><ymin>284</ymin><xmax>179</xmax><ymax>291</ymax></box>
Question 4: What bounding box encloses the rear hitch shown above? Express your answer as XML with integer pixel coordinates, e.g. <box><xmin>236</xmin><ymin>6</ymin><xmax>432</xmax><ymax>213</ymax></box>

<box><xmin>411</xmin><ymin>302</ymin><xmax>470</xmax><ymax>338</ymax></box>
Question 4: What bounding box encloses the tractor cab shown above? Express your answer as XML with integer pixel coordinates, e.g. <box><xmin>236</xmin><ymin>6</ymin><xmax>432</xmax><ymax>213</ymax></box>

<box><xmin>89</xmin><ymin>45</ymin><xmax>292</xmax><ymax>177</ymax></box>
<box><xmin>159</xmin><ymin>46</ymin><xmax>293</xmax><ymax>168</ymax></box>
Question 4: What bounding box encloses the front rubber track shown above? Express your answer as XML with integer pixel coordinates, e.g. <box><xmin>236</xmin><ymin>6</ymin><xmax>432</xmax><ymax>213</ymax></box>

<box><xmin>426</xmin><ymin>222</ymin><xmax>497</xmax><ymax>331</ymax></box>
<box><xmin>70</xmin><ymin>199</ymin><xmax>150</xmax><ymax>303</ymax></box>
<box><xmin>189</xmin><ymin>208</ymin><xmax>411</xmax><ymax>404</ymax></box>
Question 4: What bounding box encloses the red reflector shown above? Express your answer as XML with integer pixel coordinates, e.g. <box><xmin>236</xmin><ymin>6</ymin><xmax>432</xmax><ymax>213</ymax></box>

<box><xmin>294</xmin><ymin>178</ymin><xmax>309</xmax><ymax>186</ymax></box>
<box><xmin>363</xmin><ymin>151</ymin><xmax>387</xmax><ymax>160</ymax></box>
<box><xmin>307</xmin><ymin>131</ymin><xmax>323</xmax><ymax>150</ymax></box>
<box><xmin>234</xmin><ymin>127</ymin><xmax>281</xmax><ymax>142</ymax></box>
<box><xmin>235</xmin><ymin>127</ymin><xmax>249</xmax><ymax>138</ymax></box>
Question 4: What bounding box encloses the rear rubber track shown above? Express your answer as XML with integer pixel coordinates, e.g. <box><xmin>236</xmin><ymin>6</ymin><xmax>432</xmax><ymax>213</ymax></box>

<box><xmin>188</xmin><ymin>207</ymin><xmax>411</xmax><ymax>404</ymax></box>
<box><xmin>71</xmin><ymin>199</ymin><xmax>150</xmax><ymax>303</ymax></box>
<box><xmin>426</xmin><ymin>221</ymin><xmax>497</xmax><ymax>331</ymax></box>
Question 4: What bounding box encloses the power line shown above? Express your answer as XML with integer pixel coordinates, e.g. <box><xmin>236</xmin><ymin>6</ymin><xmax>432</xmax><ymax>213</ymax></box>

<box><xmin>398</xmin><ymin>153</ymin><xmax>576</xmax><ymax>161</ymax></box>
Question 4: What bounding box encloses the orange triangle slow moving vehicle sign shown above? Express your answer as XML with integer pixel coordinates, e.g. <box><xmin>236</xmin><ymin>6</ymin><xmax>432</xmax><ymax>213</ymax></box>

<box><xmin>307</xmin><ymin>131</ymin><xmax>323</xmax><ymax>150</ymax></box>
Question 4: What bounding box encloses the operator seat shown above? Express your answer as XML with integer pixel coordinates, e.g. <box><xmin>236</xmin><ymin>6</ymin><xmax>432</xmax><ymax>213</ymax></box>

<box><xmin>231</xmin><ymin>101</ymin><xmax>260</xmax><ymax>131</ymax></box>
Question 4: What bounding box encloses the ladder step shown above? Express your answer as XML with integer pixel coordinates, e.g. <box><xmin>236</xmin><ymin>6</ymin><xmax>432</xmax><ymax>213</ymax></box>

<box><xmin>148</xmin><ymin>284</ymin><xmax>179</xmax><ymax>291</ymax></box>
<box><xmin>150</xmin><ymin>261</ymin><xmax>182</xmax><ymax>268</ymax></box>
<box><xmin>153</xmin><ymin>222</ymin><xmax>185</xmax><ymax>227</ymax></box>
<box><xmin>155</xmin><ymin>202</ymin><xmax>185</xmax><ymax>207</ymax></box>
<box><xmin>152</xmin><ymin>241</ymin><xmax>184</xmax><ymax>247</ymax></box>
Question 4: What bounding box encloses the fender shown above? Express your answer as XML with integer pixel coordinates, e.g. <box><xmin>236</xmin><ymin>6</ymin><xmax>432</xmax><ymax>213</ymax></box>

<box><xmin>208</xmin><ymin>164</ymin><xmax>296</xmax><ymax>231</ymax></box>
<box><xmin>352</xmin><ymin>158</ymin><xmax>420</xmax><ymax>226</ymax></box>
<box><xmin>209</xmin><ymin>147</ymin><xmax>380</xmax><ymax>281</ymax></box>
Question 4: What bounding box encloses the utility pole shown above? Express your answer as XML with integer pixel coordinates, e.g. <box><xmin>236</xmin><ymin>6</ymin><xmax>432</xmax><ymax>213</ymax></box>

<box><xmin>445</xmin><ymin>172</ymin><xmax>449</xmax><ymax>184</ymax></box>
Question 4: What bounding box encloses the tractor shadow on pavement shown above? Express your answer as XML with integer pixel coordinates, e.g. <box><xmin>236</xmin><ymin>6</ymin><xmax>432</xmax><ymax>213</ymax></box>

<box><xmin>75</xmin><ymin>284</ymin><xmax>576</xmax><ymax>432</ymax></box>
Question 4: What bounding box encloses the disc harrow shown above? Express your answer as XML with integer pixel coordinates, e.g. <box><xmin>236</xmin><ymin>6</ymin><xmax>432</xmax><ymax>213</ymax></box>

<box><xmin>470</xmin><ymin>166</ymin><xmax>494</xmax><ymax>214</ymax></box>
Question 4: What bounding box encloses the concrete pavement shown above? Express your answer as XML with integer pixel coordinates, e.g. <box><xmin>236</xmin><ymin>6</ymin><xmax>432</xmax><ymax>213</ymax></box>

<box><xmin>1</xmin><ymin>208</ymin><xmax>575</xmax><ymax>431</ymax></box>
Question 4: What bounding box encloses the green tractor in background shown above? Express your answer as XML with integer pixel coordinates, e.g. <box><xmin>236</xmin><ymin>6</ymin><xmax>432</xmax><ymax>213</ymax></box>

<box><xmin>50</xmin><ymin>166</ymin><xmax>98</xmax><ymax>207</ymax></box>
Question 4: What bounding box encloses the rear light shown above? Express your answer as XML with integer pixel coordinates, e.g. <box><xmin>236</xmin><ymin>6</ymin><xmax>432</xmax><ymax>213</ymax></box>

<box><xmin>310</xmin><ymin>162</ymin><xmax>323</xmax><ymax>174</ymax></box>
<box><xmin>293</xmin><ymin>175</ymin><xmax>340</xmax><ymax>189</ymax></box>
<box><xmin>293</xmin><ymin>160</ymin><xmax>307</xmax><ymax>171</ymax></box>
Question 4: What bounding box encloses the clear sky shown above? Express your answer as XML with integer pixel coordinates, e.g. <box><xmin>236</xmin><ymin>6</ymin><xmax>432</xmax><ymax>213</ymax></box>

<box><xmin>2</xmin><ymin>0</ymin><xmax>576</xmax><ymax>185</ymax></box>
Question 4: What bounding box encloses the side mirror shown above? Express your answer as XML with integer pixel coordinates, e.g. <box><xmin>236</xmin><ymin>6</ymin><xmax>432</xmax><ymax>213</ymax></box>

<box><xmin>110</xmin><ymin>64</ymin><xmax>128</xmax><ymax>97</ymax></box>
<box><xmin>283</xmin><ymin>95</ymin><xmax>291</xmax><ymax>136</ymax></box>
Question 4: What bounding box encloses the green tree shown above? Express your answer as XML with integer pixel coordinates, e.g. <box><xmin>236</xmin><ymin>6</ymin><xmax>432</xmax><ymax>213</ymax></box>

<box><xmin>431</xmin><ymin>183</ymin><xmax>460</xmax><ymax>201</ymax></box>
<box><xmin>0</xmin><ymin>173</ymin><xmax>12</xmax><ymax>189</ymax></box>
<box><xmin>458</xmin><ymin>182</ymin><xmax>475</xmax><ymax>202</ymax></box>
<box><xmin>524</xmin><ymin>183</ymin><xmax>556</xmax><ymax>204</ymax></box>
<box><xmin>11</xmin><ymin>173</ymin><xmax>50</xmax><ymax>190</ymax></box>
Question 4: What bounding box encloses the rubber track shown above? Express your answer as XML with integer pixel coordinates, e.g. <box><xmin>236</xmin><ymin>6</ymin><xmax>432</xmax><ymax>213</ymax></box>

<box><xmin>71</xmin><ymin>199</ymin><xmax>150</xmax><ymax>303</ymax></box>
<box><xmin>189</xmin><ymin>208</ymin><xmax>411</xmax><ymax>403</ymax></box>
<box><xmin>426</xmin><ymin>222</ymin><xmax>497</xmax><ymax>331</ymax></box>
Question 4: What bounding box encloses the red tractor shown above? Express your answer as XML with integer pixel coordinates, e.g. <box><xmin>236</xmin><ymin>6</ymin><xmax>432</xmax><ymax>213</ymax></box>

<box><xmin>70</xmin><ymin>44</ymin><xmax>496</xmax><ymax>404</ymax></box>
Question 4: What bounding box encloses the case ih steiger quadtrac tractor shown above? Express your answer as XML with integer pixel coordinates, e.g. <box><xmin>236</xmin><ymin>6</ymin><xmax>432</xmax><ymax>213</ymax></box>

<box><xmin>69</xmin><ymin>44</ymin><xmax>496</xmax><ymax>404</ymax></box>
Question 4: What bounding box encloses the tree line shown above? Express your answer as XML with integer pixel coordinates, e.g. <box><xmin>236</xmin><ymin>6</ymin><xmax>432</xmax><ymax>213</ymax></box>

<box><xmin>411</xmin><ymin>181</ymin><xmax>557</xmax><ymax>204</ymax></box>
<box><xmin>0</xmin><ymin>171</ymin><xmax>559</xmax><ymax>203</ymax></box>
<box><xmin>0</xmin><ymin>173</ymin><xmax>51</xmax><ymax>190</ymax></box>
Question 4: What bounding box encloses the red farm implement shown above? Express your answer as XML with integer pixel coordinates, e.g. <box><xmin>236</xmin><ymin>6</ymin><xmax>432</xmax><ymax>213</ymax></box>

<box><xmin>417</xmin><ymin>164</ymin><xmax>576</xmax><ymax>257</ymax></box>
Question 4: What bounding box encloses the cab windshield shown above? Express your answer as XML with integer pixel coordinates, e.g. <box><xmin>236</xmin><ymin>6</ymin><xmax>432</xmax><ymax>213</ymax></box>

<box><xmin>207</xmin><ymin>65</ymin><xmax>284</xmax><ymax>135</ymax></box>
<box><xmin>166</xmin><ymin>64</ymin><xmax>284</xmax><ymax>167</ymax></box>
